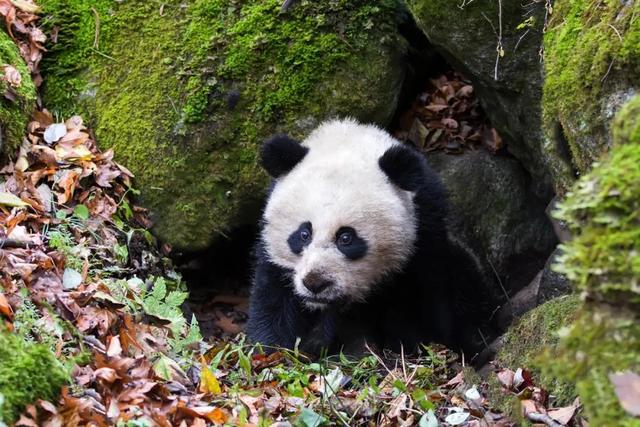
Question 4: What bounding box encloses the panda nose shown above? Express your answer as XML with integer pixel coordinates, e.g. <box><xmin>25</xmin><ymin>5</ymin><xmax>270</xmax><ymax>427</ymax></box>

<box><xmin>302</xmin><ymin>271</ymin><xmax>334</xmax><ymax>294</ymax></box>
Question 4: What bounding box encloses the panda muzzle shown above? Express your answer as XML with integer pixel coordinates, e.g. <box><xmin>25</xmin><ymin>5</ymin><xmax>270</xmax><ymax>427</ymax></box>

<box><xmin>302</xmin><ymin>271</ymin><xmax>335</xmax><ymax>295</ymax></box>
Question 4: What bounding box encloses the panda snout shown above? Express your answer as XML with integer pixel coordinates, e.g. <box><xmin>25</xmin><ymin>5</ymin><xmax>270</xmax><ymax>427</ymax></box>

<box><xmin>302</xmin><ymin>271</ymin><xmax>334</xmax><ymax>294</ymax></box>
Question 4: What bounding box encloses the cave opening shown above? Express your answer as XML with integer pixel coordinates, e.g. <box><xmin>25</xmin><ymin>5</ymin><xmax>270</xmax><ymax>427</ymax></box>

<box><xmin>173</xmin><ymin>13</ymin><xmax>557</xmax><ymax>363</ymax></box>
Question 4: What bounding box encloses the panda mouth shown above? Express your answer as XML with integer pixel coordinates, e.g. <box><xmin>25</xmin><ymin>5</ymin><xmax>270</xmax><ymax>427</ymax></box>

<box><xmin>304</xmin><ymin>296</ymin><xmax>333</xmax><ymax>304</ymax></box>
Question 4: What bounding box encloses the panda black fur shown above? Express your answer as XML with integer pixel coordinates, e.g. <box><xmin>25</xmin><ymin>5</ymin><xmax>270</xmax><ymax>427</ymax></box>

<box><xmin>247</xmin><ymin>119</ymin><xmax>490</xmax><ymax>356</ymax></box>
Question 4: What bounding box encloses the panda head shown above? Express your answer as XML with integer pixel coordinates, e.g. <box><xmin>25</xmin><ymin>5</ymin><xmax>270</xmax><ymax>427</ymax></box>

<box><xmin>260</xmin><ymin>119</ymin><xmax>426</xmax><ymax>309</ymax></box>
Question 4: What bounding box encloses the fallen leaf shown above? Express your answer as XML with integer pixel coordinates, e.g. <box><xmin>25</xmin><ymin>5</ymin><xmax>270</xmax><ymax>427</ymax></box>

<box><xmin>206</xmin><ymin>407</ymin><xmax>227</xmax><ymax>424</ymax></box>
<box><xmin>43</xmin><ymin>123</ymin><xmax>67</xmax><ymax>144</ymax></box>
<box><xmin>199</xmin><ymin>362</ymin><xmax>222</xmax><ymax>395</ymax></box>
<box><xmin>610</xmin><ymin>371</ymin><xmax>640</xmax><ymax>416</ymax></box>
<box><xmin>106</xmin><ymin>335</ymin><xmax>122</xmax><ymax>358</ymax></box>
<box><xmin>12</xmin><ymin>0</ymin><xmax>41</xmax><ymax>13</ymax></box>
<box><xmin>497</xmin><ymin>369</ymin><xmax>515</xmax><ymax>390</ymax></box>
<box><xmin>548</xmin><ymin>403</ymin><xmax>578</xmax><ymax>425</ymax></box>
<box><xmin>418</xmin><ymin>410</ymin><xmax>438</xmax><ymax>427</ymax></box>
<box><xmin>2</xmin><ymin>64</ymin><xmax>21</xmax><ymax>87</ymax></box>
<box><xmin>445</xmin><ymin>410</ymin><xmax>470</xmax><ymax>425</ymax></box>
<box><xmin>62</xmin><ymin>268</ymin><xmax>82</xmax><ymax>290</ymax></box>
<box><xmin>0</xmin><ymin>191</ymin><xmax>28</xmax><ymax>207</ymax></box>
<box><xmin>457</xmin><ymin>85</ymin><xmax>474</xmax><ymax>97</ymax></box>
<box><xmin>0</xmin><ymin>292</ymin><xmax>13</xmax><ymax>319</ymax></box>
<box><xmin>444</xmin><ymin>371</ymin><xmax>464</xmax><ymax>387</ymax></box>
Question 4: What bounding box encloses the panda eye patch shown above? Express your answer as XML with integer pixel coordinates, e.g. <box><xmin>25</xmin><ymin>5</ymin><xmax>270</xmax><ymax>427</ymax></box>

<box><xmin>335</xmin><ymin>227</ymin><xmax>368</xmax><ymax>260</ymax></box>
<box><xmin>288</xmin><ymin>221</ymin><xmax>312</xmax><ymax>255</ymax></box>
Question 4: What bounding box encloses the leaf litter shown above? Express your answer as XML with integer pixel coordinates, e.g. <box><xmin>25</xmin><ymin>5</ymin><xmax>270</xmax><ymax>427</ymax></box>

<box><xmin>0</xmin><ymin>3</ymin><xmax>587</xmax><ymax>426</ymax></box>
<box><xmin>0</xmin><ymin>116</ymin><xmax>585</xmax><ymax>422</ymax></box>
<box><xmin>395</xmin><ymin>72</ymin><xmax>503</xmax><ymax>155</ymax></box>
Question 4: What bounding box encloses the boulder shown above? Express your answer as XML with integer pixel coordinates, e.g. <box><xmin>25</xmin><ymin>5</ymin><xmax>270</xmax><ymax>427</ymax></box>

<box><xmin>407</xmin><ymin>0</ymin><xmax>552</xmax><ymax>198</ymax></box>
<box><xmin>542</xmin><ymin>0</ymin><xmax>640</xmax><ymax>190</ymax></box>
<box><xmin>490</xmin><ymin>295</ymin><xmax>580</xmax><ymax>411</ymax></box>
<box><xmin>39</xmin><ymin>0</ymin><xmax>407</xmax><ymax>250</ymax></box>
<box><xmin>541</xmin><ymin>96</ymin><xmax>640</xmax><ymax>424</ymax></box>
<box><xmin>426</xmin><ymin>149</ymin><xmax>557</xmax><ymax>295</ymax></box>
<box><xmin>0</xmin><ymin>30</ymin><xmax>37</xmax><ymax>154</ymax></box>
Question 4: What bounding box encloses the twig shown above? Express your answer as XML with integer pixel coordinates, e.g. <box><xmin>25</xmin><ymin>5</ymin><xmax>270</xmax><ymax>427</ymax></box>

<box><xmin>487</xmin><ymin>257</ymin><xmax>511</xmax><ymax>313</ymax></box>
<box><xmin>458</xmin><ymin>0</ymin><xmax>475</xmax><ymax>9</ymax></box>
<box><xmin>0</xmin><ymin>238</ymin><xmax>36</xmax><ymax>249</ymax></box>
<box><xmin>477</xmin><ymin>328</ymin><xmax>489</xmax><ymax>349</ymax></box>
<box><xmin>480</xmin><ymin>12</ymin><xmax>497</xmax><ymax>35</ymax></box>
<box><xmin>514</xmin><ymin>28</ymin><xmax>530</xmax><ymax>52</ymax></box>
<box><xmin>89</xmin><ymin>47</ymin><xmax>116</xmax><ymax>62</ymax></box>
<box><xmin>527</xmin><ymin>412</ymin><xmax>563</xmax><ymax>427</ymax></box>
<box><xmin>608</xmin><ymin>23</ymin><xmax>623</xmax><ymax>42</ymax></box>
<box><xmin>601</xmin><ymin>59</ymin><xmax>615</xmax><ymax>83</ymax></box>
<box><xmin>365</xmin><ymin>343</ymin><xmax>394</xmax><ymax>377</ymax></box>
<box><xmin>280</xmin><ymin>0</ymin><xmax>295</xmax><ymax>12</ymax></box>
<box><xmin>494</xmin><ymin>0</ymin><xmax>503</xmax><ymax>80</ymax></box>
<box><xmin>91</xmin><ymin>7</ymin><xmax>100</xmax><ymax>49</ymax></box>
<box><xmin>400</xmin><ymin>344</ymin><xmax>408</xmax><ymax>382</ymax></box>
<box><xmin>166</xmin><ymin>95</ymin><xmax>180</xmax><ymax>115</ymax></box>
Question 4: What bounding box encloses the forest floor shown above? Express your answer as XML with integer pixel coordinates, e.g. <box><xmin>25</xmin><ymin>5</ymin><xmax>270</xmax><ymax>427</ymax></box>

<box><xmin>0</xmin><ymin>1</ymin><xmax>585</xmax><ymax>426</ymax></box>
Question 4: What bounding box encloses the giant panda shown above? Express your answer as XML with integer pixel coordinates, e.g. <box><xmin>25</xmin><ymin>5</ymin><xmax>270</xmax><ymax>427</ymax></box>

<box><xmin>246</xmin><ymin>118</ymin><xmax>491</xmax><ymax>356</ymax></box>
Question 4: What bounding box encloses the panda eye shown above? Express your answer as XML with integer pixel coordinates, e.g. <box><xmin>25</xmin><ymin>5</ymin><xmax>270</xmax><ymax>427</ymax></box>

<box><xmin>300</xmin><ymin>229</ymin><xmax>311</xmax><ymax>241</ymax></box>
<box><xmin>337</xmin><ymin>231</ymin><xmax>353</xmax><ymax>246</ymax></box>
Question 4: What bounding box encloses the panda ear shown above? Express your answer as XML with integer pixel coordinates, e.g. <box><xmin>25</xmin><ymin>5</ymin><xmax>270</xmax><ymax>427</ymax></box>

<box><xmin>260</xmin><ymin>134</ymin><xmax>309</xmax><ymax>178</ymax></box>
<box><xmin>379</xmin><ymin>145</ymin><xmax>426</xmax><ymax>192</ymax></box>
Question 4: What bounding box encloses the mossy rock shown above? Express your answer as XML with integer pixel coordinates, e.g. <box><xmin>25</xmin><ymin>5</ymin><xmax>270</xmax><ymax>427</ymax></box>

<box><xmin>0</xmin><ymin>330</ymin><xmax>69</xmax><ymax>423</ymax></box>
<box><xmin>542</xmin><ymin>0</ymin><xmax>640</xmax><ymax>191</ymax></box>
<box><xmin>543</xmin><ymin>306</ymin><xmax>640</xmax><ymax>425</ymax></box>
<box><xmin>495</xmin><ymin>295</ymin><xmax>580</xmax><ymax>407</ymax></box>
<box><xmin>553</xmin><ymin>101</ymin><xmax>640</xmax><ymax>306</ymax></box>
<box><xmin>38</xmin><ymin>0</ymin><xmax>407</xmax><ymax>250</ymax></box>
<box><xmin>0</xmin><ymin>29</ymin><xmax>37</xmax><ymax>154</ymax></box>
<box><xmin>541</xmin><ymin>98</ymin><xmax>640</xmax><ymax>424</ymax></box>
<box><xmin>407</xmin><ymin>0</ymin><xmax>553</xmax><ymax>198</ymax></box>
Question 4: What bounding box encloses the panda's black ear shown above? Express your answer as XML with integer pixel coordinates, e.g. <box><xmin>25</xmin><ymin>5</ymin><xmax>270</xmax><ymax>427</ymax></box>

<box><xmin>379</xmin><ymin>145</ymin><xmax>426</xmax><ymax>192</ymax></box>
<box><xmin>260</xmin><ymin>134</ymin><xmax>309</xmax><ymax>178</ymax></box>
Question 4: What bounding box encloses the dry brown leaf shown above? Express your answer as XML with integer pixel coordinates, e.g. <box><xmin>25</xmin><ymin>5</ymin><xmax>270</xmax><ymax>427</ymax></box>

<box><xmin>0</xmin><ymin>292</ymin><xmax>13</xmax><ymax>319</ymax></box>
<box><xmin>610</xmin><ymin>372</ymin><xmax>640</xmax><ymax>417</ymax></box>
<box><xmin>548</xmin><ymin>403</ymin><xmax>578</xmax><ymax>425</ymax></box>
<box><xmin>3</xmin><ymin>64</ymin><xmax>22</xmax><ymax>87</ymax></box>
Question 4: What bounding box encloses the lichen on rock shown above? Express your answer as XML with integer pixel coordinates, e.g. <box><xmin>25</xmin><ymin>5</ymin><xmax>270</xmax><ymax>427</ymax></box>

<box><xmin>0</xmin><ymin>30</ymin><xmax>37</xmax><ymax>154</ymax></box>
<box><xmin>39</xmin><ymin>0</ymin><xmax>406</xmax><ymax>250</ymax></box>
<box><xmin>0</xmin><ymin>329</ymin><xmax>69</xmax><ymax>424</ymax></box>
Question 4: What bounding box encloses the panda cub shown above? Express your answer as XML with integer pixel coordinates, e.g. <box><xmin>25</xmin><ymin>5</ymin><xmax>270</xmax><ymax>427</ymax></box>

<box><xmin>247</xmin><ymin>118</ymin><xmax>485</xmax><ymax>356</ymax></box>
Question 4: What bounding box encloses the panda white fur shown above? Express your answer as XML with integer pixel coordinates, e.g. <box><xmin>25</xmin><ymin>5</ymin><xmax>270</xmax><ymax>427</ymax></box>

<box><xmin>247</xmin><ymin>118</ymin><xmax>489</xmax><ymax>355</ymax></box>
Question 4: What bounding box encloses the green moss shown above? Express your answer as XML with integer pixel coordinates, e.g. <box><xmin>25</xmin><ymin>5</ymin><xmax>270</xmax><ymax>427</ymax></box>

<box><xmin>553</xmin><ymin>144</ymin><xmax>640</xmax><ymax>306</ymax></box>
<box><xmin>0</xmin><ymin>329</ymin><xmax>69</xmax><ymax>423</ymax></box>
<box><xmin>0</xmin><ymin>30</ymin><xmax>37</xmax><ymax>154</ymax></box>
<box><xmin>544</xmin><ymin>306</ymin><xmax>640</xmax><ymax>425</ymax></box>
<box><xmin>542</xmin><ymin>0</ymin><xmax>640</xmax><ymax>189</ymax></box>
<box><xmin>497</xmin><ymin>295</ymin><xmax>580</xmax><ymax>406</ymax></box>
<box><xmin>544</xmin><ymin>100</ymin><xmax>640</xmax><ymax>424</ymax></box>
<box><xmin>612</xmin><ymin>95</ymin><xmax>640</xmax><ymax>146</ymax></box>
<box><xmin>40</xmin><ymin>0</ymin><xmax>404</xmax><ymax>249</ymax></box>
